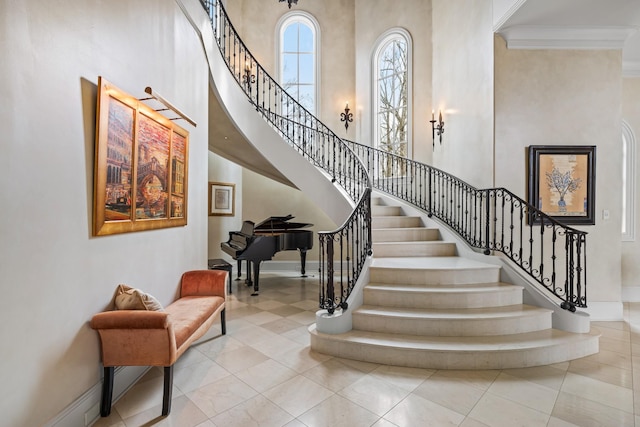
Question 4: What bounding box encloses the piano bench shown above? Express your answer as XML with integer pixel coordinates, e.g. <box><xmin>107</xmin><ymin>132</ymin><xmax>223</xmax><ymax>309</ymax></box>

<box><xmin>208</xmin><ymin>258</ymin><xmax>233</xmax><ymax>294</ymax></box>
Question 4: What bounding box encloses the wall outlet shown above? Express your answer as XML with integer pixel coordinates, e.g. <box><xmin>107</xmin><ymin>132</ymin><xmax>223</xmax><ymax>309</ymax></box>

<box><xmin>603</xmin><ymin>209</ymin><xmax>610</xmax><ymax>220</ymax></box>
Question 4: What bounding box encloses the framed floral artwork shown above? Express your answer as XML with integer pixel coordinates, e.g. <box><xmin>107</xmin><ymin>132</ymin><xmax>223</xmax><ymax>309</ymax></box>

<box><xmin>528</xmin><ymin>145</ymin><xmax>596</xmax><ymax>225</ymax></box>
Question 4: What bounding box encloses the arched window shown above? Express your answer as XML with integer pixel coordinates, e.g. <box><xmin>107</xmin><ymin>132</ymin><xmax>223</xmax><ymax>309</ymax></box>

<box><xmin>277</xmin><ymin>12</ymin><xmax>319</xmax><ymax>115</ymax></box>
<box><xmin>373</xmin><ymin>29</ymin><xmax>412</xmax><ymax>176</ymax></box>
<box><xmin>622</xmin><ymin>121</ymin><xmax>636</xmax><ymax>241</ymax></box>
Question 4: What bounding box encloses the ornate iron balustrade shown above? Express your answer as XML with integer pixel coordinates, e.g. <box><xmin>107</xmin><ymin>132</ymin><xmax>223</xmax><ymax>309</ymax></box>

<box><xmin>347</xmin><ymin>140</ymin><xmax>587</xmax><ymax>310</ymax></box>
<box><xmin>200</xmin><ymin>0</ymin><xmax>372</xmax><ymax>313</ymax></box>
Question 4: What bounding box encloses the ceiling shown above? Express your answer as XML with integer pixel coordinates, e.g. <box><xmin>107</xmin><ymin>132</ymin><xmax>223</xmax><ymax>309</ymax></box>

<box><xmin>494</xmin><ymin>0</ymin><xmax>640</xmax><ymax>73</ymax></box>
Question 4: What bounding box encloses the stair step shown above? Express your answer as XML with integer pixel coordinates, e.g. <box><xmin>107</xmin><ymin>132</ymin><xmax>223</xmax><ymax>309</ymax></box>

<box><xmin>352</xmin><ymin>304</ymin><xmax>552</xmax><ymax>336</ymax></box>
<box><xmin>372</xmin><ymin>216</ymin><xmax>423</xmax><ymax>229</ymax></box>
<box><xmin>370</xmin><ymin>257</ymin><xmax>500</xmax><ymax>285</ymax></box>
<box><xmin>373</xmin><ymin>241</ymin><xmax>456</xmax><ymax>257</ymax></box>
<box><xmin>309</xmin><ymin>325</ymin><xmax>600</xmax><ymax>369</ymax></box>
<box><xmin>363</xmin><ymin>282</ymin><xmax>524</xmax><ymax>308</ymax></box>
<box><xmin>372</xmin><ymin>205</ymin><xmax>403</xmax><ymax>216</ymax></box>
<box><xmin>373</xmin><ymin>227</ymin><xmax>440</xmax><ymax>242</ymax></box>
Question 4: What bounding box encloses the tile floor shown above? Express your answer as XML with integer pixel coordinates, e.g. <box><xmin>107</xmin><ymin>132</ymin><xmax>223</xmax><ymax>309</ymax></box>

<box><xmin>93</xmin><ymin>271</ymin><xmax>640</xmax><ymax>427</ymax></box>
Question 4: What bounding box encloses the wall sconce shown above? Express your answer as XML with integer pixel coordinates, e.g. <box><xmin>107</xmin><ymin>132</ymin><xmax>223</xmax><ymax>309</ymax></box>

<box><xmin>242</xmin><ymin>61</ymin><xmax>255</xmax><ymax>92</ymax></box>
<box><xmin>430</xmin><ymin>110</ymin><xmax>445</xmax><ymax>148</ymax></box>
<box><xmin>340</xmin><ymin>102</ymin><xmax>353</xmax><ymax>131</ymax></box>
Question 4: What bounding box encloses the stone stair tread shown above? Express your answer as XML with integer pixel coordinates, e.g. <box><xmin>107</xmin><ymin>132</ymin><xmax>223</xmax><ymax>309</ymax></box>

<box><xmin>370</xmin><ymin>256</ymin><xmax>499</xmax><ymax>270</ymax></box>
<box><xmin>355</xmin><ymin>304</ymin><xmax>551</xmax><ymax>319</ymax></box>
<box><xmin>365</xmin><ymin>282</ymin><xmax>524</xmax><ymax>292</ymax></box>
<box><xmin>310</xmin><ymin>326</ymin><xmax>599</xmax><ymax>352</ymax></box>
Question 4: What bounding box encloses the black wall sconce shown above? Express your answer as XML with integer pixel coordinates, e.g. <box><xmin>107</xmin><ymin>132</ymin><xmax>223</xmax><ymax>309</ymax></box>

<box><xmin>242</xmin><ymin>61</ymin><xmax>255</xmax><ymax>93</ymax></box>
<box><xmin>430</xmin><ymin>110</ymin><xmax>444</xmax><ymax>148</ymax></box>
<box><xmin>340</xmin><ymin>102</ymin><xmax>353</xmax><ymax>131</ymax></box>
<box><xmin>279</xmin><ymin>0</ymin><xmax>299</xmax><ymax>8</ymax></box>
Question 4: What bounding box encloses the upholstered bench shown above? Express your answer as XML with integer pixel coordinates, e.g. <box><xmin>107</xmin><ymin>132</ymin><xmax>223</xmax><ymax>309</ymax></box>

<box><xmin>90</xmin><ymin>269</ymin><xmax>227</xmax><ymax>417</ymax></box>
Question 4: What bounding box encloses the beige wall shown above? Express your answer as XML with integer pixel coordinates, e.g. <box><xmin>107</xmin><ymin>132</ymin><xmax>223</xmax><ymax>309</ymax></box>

<box><xmin>354</xmin><ymin>0</ymin><xmax>432</xmax><ymax>162</ymax></box>
<box><xmin>494</xmin><ymin>37</ymin><xmax>623</xmax><ymax>305</ymax></box>
<box><xmin>622</xmin><ymin>78</ymin><xmax>640</xmax><ymax>295</ymax></box>
<box><xmin>0</xmin><ymin>0</ymin><xmax>210</xmax><ymax>425</ymax></box>
<box><xmin>226</xmin><ymin>0</ymin><xmax>356</xmax><ymax>136</ymax></box>
<box><xmin>431</xmin><ymin>0</ymin><xmax>494</xmax><ymax>188</ymax></box>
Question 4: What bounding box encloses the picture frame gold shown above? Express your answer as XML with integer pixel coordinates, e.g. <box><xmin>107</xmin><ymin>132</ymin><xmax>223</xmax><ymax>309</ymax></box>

<box><xmin>93</xmin><ymin>76</ymin><xmax>189</xmax><ymax>236</ymax></box>
<box><xmin>528</xmin><ymin>145</ymin><xmax>596</xmax><ymax>225</ymax></box>
<box><xmin>209</xmin><ymin>182</ymin><xmax>235</xmax><ymax>216</ymax></box>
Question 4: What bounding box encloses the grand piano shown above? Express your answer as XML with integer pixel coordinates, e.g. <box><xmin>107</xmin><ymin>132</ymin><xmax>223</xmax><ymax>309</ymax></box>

<box><xmin>221</xmin><ymin>215</ymin><xmax>313</xmax><ymax>295</ymax></box>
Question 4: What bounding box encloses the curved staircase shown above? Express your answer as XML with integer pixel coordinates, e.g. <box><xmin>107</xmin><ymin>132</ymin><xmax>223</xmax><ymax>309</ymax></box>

<box><xmin>309</xmin><ymin>195</ymin><xmax>600</xmax><ymax>369</ymax></box>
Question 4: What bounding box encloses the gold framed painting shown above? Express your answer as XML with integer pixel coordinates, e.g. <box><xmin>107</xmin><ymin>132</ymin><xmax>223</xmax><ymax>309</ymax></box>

<box><xmin>93</xmin><ymin>76</ymin><xmax>189</xmax><ymax>236</ymax></box>
<box><xmin>209</xmin><ymin>182</ymin><xmax>235</xmax><ymax>216</ymax></box>
<box><xmin>528</xmin><ymin>145</ymin><xmax>596</xmax><ymax>225</ymax></box>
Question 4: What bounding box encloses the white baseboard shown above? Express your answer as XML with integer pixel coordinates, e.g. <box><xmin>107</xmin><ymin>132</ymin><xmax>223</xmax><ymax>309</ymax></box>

<box><xmin>45</xmin><ymin>365</ymin><xmax>149</xmax><ymax>427</ymax></box>
<box><xmin>582</xmin><ymin>301</ymin><xmax>624</xmax><ymax>321</ymax></box>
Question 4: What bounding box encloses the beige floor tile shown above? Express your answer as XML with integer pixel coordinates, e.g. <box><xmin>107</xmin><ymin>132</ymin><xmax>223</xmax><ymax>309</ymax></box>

<box><xmin>233</xmin><ymin>358</ymin><xmax>298</xmax><ymax>393</ymax></box>
<box><xmin>412</xmin><ymin>372</ymin><xmax>486</xmax><ymax>415</ymax></box>
<box><xmin>302</xmin><ymin>358</ymin><xmax>369</xmax><ymax>392</ymax></box>
<box><xmin>261</xmin><ymin>317</ymin><xmax>305</xmax><ymax>334</ymax></box>
<box><xmin>114</xmin><ymin>375</ymin><xmax>183</xmax><ymax>419</ymax></box>
<box><xmin>338</xmin><ymin>375</ymin><xmax>410</xmax><ymax>417</ymax></box>
<box><xmin>369</xmin><ymin>364</ymin><xmax>434</xmax><ymax>392</ymax></box>
<box><xmin>468</xmin><ymin>393</ymin><xmax>549</xmax><ymax>427</ymax></box>
<box><xmin>459</xmin><ymin>418</ymin><xmax>490</xmax><ymax>427</ymax></box>
<box><xmin>298</xmin><ymin>394</ymin><xmax>380</xmax><ymax>427</ymax></box>
<box><xmin>546</xmin><ymin>416</ymin><xmax>581</xmax><ymax>426</ymax></box>
<box><xmin>487</xmin><ymin>372</ymin><xmax>558</xmax><ymax>414</ymax></box>
<box><xmin>211</xmin><ymin>345</ymin><xmax>270</xmax><ymax>373</ymax></box>
<box><xmin>551</xmin><ymin>391</ymin><xmax>634</xmax><ymax>427</ymax></box>
<box><xmin>173</xmin><ymin>359</ymin><xmax>231</xmax><ymax>394</ymax></box>
<box><xmin>243</xmin><ymin>311</ymin><xmax>284</xmax><ymax>325</ymax></box>
<box><xmin>209</xmin><ymin>394</ymin><xmax>294</xmax><ymax>427</ymax></box>
<box><xmin>249</xmin><ymin>334</ymin><xmax>304</xmax><ymax>359</ymax></box>
<box><xmin>582</xmin><ymin>348</ymin><xmax>633</xmax><ymax>370</ymax></box>
<box><xmin>186</xmin><ymin>375</ymin><xmax>258</xmax><ymax>418</ymax></box>
<box><xmin>281</xmin><ymin>325</ymin><xmax>312</xmax><ymax>345</ymax></box>
<box><xmin>384</xmin><ymin>393</ymin><xmax>465</xmax><ymax>426</ymax></box>
<box><xmin>503</xmin><ymin>365</ymin><xmax>567</xmax><ymax>390</ymax></box>
<box><xmin>372</xmin><ymin>419</ymin><xmax>400</xmax><ymax>427</ymax></box>
<box><xmin>122</xmin><ymin>395</ymin><xmax>208</xmax><ymax>427</ymax></box>
<box><xmin>561</xmin><ymin>372</ymin><xmax>634</xmax><ymax>413</ymax></box>
<box><xmin>568</xmin><ymin>357</ymin><xmax>633</xmax><ymax>388</ymax></box>
<box><xmin>275</xmin><ymin>345</ymin><xmax>332</xmax><ymax>373</ymax></box>
<box><xmin>262</xmin><ymin>375</ymin><xmax>334</xmax><ymax>417</ymax></box>
<box><xmin>193</xmin><ymin>335</ymin><xmax>246</xmax><ymax>359</ymax></box>
<box><xmin>600</xmin><ymin>335</ymin><xmax>632</xmax><ymax>355</ymax></box>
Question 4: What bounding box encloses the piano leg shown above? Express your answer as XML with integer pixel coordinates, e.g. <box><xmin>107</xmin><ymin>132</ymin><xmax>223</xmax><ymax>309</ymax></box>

<box><xmin>251</xmin><ymin>261</ymin><xmax>261</xmax><ymax>296</ymax></box>
<box><xmin>245</xmin><ymin>261</ymin><xmax>253</xmax><ymax>287</ymax></box>
<box><xmin>235</xmin><ymin>259</ymin><xmax>243</xmax><ymax>281</ymax></box>
<box><xmin>299</xmin><ymin>249</ymin><xmax>308</xmax><ymax>277</ymax></box>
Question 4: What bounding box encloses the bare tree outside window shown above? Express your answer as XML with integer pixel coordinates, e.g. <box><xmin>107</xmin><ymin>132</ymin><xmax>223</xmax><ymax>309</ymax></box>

<box><xmin>377</xmin><ymin>38</ymin><xmax>408</xmax><ymax>177</ymax></box>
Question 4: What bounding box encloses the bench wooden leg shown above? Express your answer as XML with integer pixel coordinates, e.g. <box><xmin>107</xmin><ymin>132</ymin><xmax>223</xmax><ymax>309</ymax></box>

<box><xmin>221</xmin><ymin>308</ymin><xmax>226</xmax><ymax>335</ymax></box>
<box><xmin>162</xmin><ymin>366</ymin><xmax>173</xmax><ymax>416</ymax></box>
<box><xmin>100</xmin><ymin>366</ymin><xmax>114</xmax><ymax>417</ymax></box>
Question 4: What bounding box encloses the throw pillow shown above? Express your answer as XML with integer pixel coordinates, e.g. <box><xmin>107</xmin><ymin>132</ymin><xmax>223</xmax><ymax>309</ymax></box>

<box><xmin>114</xmin><ymin>284</ymin><xmax>164</xmax><ymax>311</ymax></box>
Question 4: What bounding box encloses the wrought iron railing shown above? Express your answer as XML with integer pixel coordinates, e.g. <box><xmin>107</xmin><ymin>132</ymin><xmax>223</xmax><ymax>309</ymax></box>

<box><xmin>200</xmin><ymin>0</ymin><xmax>372</xmax><ymax>313</ymax></box>
<box><xmin>347</xmin><ymin>140</ymin><xmax>587</xmax><ymax>310</ymax></box>
<box><xmin>198</xmin><ymin>0</ymin><xmax>586</xmax><ymax>312</ymax></box>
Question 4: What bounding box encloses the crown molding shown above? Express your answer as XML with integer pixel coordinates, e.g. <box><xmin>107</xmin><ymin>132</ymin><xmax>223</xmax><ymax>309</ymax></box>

<box><xmin>498</xmin><ymin>25</ymin><xmax>638</xmax><ymax>50</ymax></box>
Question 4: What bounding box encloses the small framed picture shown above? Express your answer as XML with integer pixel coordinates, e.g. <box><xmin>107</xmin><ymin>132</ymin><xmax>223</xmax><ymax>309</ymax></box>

<box><xmin>208</xmin><ymin>182</ymin><xmax>235</xmax><ymax>216</ymax></box>
<box><xmin>528</xmin><ymin>145</ymin><xmax>596</xmax><ymax>225</ymax></box>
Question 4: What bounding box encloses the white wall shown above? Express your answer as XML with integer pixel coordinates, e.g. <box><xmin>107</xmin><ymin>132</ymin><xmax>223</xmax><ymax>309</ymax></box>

<box><xmin>494</xmin><ymin>37</ymin><xmax>623</xmax><ymax>315</ymax></box>
<box><xmin>0</xmin><ymin>1</ymin><xmax>210</xmax><ymax>425</ymax></box>
<box><xmin>622</xmin><ymin>78</ymin><xmax>640</xmax><ymax>299</ymax></box>
<box><xmin>431</xmin><ymin>0</ymin><xmax>495</xmax><ymax>188</ymax></box>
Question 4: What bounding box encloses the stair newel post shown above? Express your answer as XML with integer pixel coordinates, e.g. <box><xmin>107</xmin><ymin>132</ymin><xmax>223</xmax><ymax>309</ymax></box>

<box><xmin>484</xmin><ymin>188</ymin><xmax>491</xmax><ymax>255</ymax></box>
<box><xmin>326</xmin><ymin>236</ymin><xmax>335</xmax><ymax>314</ymax></box>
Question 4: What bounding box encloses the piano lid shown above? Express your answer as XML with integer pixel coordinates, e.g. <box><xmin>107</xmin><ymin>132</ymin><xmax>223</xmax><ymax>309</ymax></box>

<box><xmin>254</xmin><ymin>214</ymin><xmax>312</xmax><ymax>231</ymax></box>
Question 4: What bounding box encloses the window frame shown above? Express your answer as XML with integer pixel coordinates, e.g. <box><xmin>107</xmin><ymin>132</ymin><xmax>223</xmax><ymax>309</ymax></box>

<box><xmin>276</xmin><ymin>11</ymin><xmax>320</xmax><ymax>117</ymax></box>
<box><xmin>371</xmin><ymin>28</ymin><xmax>413</xmax><ymax>160</ymax></box>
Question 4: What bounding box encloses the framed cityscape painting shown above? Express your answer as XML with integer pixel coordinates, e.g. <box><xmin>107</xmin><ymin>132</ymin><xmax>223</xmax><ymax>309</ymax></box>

<box><xmin>93</xmin><ymin>76</ymin><xmax>189</xmax><ymax>236</ymax></box>
<box><xmin>528</xmin><ymin>145</ymin><xmax>596</xmax><ymax>225</ymax></box>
